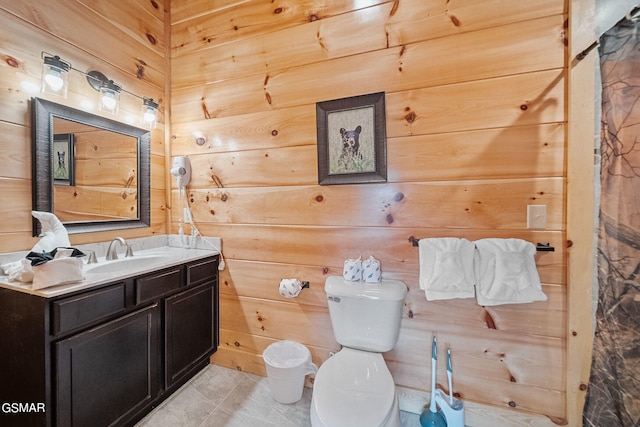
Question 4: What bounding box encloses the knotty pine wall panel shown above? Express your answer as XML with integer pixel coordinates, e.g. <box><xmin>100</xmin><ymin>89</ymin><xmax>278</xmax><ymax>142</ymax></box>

<box><xmin>171</xmin><ymin>0</ymin><xmax>569</xmax><ymax>421</ymax></box>
<box><xmin>177</xmin><ymin>179</ymin><xmax>564</xmax><ymax>229</ymax></box>
<box><xmin>171</xmin><ymin>15</ymin><xmax>564</xmax><ymax>122</ymax></box>
<box><xmin>0</xmin><ymin>2</ymin><xmax>167</xmax><ymax>252</ymax></box>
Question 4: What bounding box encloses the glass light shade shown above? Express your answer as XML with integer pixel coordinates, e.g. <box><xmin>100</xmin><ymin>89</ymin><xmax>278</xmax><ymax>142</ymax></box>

<box><xmin>141</xmin><ymin>98</ymin><xmax>158</xmax><ymax>128</ymax></box>
<box><xmin>41</xmin><ymin>55</ymin><xmax>70</xmax><ymax>98</ymax></box>
<box><xmin>99</xmin><ymin>82</ymin><xmax>120</xmax><ymax>115</ymax></box>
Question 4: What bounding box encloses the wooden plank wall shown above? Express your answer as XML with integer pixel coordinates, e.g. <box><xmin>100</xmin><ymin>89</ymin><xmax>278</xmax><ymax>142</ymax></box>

<box><xmin>0</xmin><ymin>0</ymin><xmax>167</xmax><ymax>252</ymax></box>
<box><xmin>171</xmin><ymin>0</ymin><xmax>570</xmax><ymax>423</ymax></box>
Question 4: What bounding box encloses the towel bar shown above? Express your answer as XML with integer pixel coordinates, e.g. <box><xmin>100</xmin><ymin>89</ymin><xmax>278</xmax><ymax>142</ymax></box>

<box><xmin>408</xmin><ymin>237</ymin><xmax>555</xmax><ymax>252</ymax></box>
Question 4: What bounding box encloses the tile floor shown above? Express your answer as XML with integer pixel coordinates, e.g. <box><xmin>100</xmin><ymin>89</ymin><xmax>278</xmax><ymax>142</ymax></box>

<box><xmin>135</xmin><ymin>365</ymin><xmax>421</xmax><ymax>427</ymax></box>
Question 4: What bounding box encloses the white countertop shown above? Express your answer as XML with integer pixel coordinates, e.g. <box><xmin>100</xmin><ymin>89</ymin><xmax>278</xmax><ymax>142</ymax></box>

<box><xmin>0</xmin><ymin>235</ymin><xmax>220</xmax><ymax>298</ymax></box>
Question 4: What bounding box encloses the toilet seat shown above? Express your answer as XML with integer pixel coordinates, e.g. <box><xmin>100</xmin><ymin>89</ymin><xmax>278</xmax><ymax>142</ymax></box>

<box><xmin>311</xmin><ymin>348</ymin><xmax>398</xmax><ymax>427</ymax></box>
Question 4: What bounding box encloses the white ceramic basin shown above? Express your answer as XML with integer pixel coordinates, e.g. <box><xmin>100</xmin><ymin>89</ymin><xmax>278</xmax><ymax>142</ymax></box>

<box><xmin>85</xmin><ymin>255</ymin><xmax>175</xmax><ymax>275</ymax></box>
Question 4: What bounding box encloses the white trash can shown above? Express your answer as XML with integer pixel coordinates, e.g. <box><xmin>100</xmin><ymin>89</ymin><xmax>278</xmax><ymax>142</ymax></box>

<box><xmin>262</xmin><ymin>340</ymin><xmax>318</xmax><ymax>404</ymax></box>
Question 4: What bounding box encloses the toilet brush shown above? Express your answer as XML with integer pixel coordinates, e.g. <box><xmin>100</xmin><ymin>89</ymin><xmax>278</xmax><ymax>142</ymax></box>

<box><xmin>419</xmin><ymin>336</ymin><xmax>447</xmax><ymax>427</ymax></box>
<box><xmin>447</xmin><ymin>348</ymin><xmax>453</xmax><ymax>405</ymax></box>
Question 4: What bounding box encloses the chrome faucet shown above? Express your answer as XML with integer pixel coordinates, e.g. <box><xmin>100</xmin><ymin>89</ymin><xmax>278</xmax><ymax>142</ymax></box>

<box><xmin>105</xmin><ymin>237</ymin><xmax>133</xmax><ymax>261</ymax></box>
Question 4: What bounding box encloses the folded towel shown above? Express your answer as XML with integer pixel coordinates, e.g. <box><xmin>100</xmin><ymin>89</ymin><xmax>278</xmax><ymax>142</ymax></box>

<box><xmin>2</xmin><ymin>211</ymin><xmax>72</xmax><ymax>283</ymax></box>
<box><xmin>3</xmin><ymin>259</ymin><xmax>34</xmax><ymax>282</ymax></box>
<box><xmin>474</xmin><ymin>238</ymin><xmax>547</xmax><ymax>306</ymax></box>
<box><xmin>31</xmin><ymin>248</ymin><xmax>85</xmax><ymax>290</ymax></box>
<box><xmin>31</xmin><ymin>210</ymin><xmax>70</xmax><ymax>253</ymax></box>
<box><xmin>419</xmin><ymin>238</ymin><xmax>476</xmax><ymax>300</ymax></box>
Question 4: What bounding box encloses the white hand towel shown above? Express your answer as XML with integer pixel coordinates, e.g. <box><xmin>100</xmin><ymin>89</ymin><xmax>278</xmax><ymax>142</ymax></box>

<box><xmin>1</xmin><ymin>211</ymin><xmax>71</xmax><ymax>283</ymax></box>
<box><xmin>31</xmin><ymin>251</ymin><xmax>84</xmax><ymax>290</ymax></box>
<box><xmin>31</xmin><ymin>210</ymin><xmax>71</xmax><ymax>252</ymax></box>
<box><xmin>4</xmin><ymin>259</ymin><xmax>34</xmax><ymax>282</ymax></box>
<box><xmin>419</xmin><ymin>237</ymin><xmax>476</xmax><ymax>300</ymax></box>
<box><xmin>474</xmin><ymin>238</ymin><xmax>547</xmax><ymax>306</ymax></box>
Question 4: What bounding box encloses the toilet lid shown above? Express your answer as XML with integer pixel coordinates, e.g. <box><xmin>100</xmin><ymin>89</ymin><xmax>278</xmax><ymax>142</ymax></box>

<box><xmin>312</xmin><ymin>348</ymin><xmax>396</xmax><ymax>427</ymax></box>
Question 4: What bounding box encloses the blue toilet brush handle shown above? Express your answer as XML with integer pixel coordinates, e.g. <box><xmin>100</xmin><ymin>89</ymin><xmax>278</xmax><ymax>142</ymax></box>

<box><xmin>419</xmin><ymin>336</ymin><xmax>447</xmax><ymax>426</ymax></box>
<box><xmin>447</xmin><ymin>348</ymin><xmax>453</xmax><ymax>405</ymax></box>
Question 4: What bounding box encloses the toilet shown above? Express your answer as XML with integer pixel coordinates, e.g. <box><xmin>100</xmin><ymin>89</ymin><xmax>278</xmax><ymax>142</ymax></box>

<box><xmin>310</xmin><ymin>276</ymin><xmax>407</xmax><ymax>427</ymax></box>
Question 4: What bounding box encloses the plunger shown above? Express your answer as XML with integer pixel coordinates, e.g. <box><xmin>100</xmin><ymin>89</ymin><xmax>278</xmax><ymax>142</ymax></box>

<box><xmin>419</xmin><ymin>336</ymin><xmax>447</xmax><ymax>426</ymax></box>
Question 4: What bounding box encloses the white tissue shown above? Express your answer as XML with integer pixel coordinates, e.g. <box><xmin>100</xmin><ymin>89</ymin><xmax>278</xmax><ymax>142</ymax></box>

<box><xmin>362</xmin><ymin>256</ymin><xmax>381</xmax><ymax>282</ymax></box>
<box><xmin>279</xmin><ymin>278</ymin><xmax>303</xmax><ymax>298</ymax></box>
<box><xmin>343</xmin><ymin>257</ymin><xmax>362</xmax><ymax>281</ymax></box>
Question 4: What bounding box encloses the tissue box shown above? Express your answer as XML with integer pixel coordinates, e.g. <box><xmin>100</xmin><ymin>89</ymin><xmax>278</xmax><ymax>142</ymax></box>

<box><xmin>362</xmin><ymin>256</ymin><xmax>381</xmax><ymax>282</ymax></box>
<box><xmin>343</xmin><ymin>258</ymin><xmax>362</xmax><ymax>281</ymax></box>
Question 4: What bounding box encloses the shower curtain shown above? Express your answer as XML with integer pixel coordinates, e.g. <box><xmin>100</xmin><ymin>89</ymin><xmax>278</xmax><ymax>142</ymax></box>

<box><xmin>583</xmin><ymin>14</ymin><xmax>640</xmax><ymax>427</ymax></box>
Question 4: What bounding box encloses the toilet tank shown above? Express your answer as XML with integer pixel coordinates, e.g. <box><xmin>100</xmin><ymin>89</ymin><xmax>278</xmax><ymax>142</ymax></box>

<box><xmin>325</xmin><ymin>276</ymin><xmax>407</xmax><ymax>352</ymax></box>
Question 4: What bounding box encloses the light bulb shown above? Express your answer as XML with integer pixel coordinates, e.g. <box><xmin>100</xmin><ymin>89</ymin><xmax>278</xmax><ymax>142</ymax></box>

<box><xmin>45</xmin><ymin>69</ymin><xmax>64</xmax><ymax>92</ymax></box>
<box><xmin>143</xmin><ymin>107</ymin><xmax>156</xmax><ymax>124</ymax></box>
<box><xmin>101</xmin><ymin>91</ymin><xmax>117</xmax><ymax>111</ymax></box>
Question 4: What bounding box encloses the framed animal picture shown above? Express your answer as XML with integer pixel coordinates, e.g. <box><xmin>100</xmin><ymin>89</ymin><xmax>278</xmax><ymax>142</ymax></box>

<box><xmin>52</xmin><ymin>132</ymin><xmax>75</xmax><ymax>186</ymax></box>
<box><xmin>316</xmin><ymin>92</ymin><xmax>387</xmax><ymax>185</ymax></box>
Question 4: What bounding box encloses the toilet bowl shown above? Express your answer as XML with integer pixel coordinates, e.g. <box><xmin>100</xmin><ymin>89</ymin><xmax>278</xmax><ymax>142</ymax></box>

<box><xmin>310</xmin><ymin>348</ymin><xmax>400</xmax><ymax>427</ymax></box>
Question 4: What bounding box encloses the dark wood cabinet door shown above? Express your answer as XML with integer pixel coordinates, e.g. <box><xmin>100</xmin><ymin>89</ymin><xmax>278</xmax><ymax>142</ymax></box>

<box><xmin>165</xmin><ymin>282</ymin><xmax>216</xmax><ymax>387</ymax></box>
<box><xmin>55</xmin><ymin>304</ymin><xmax>161</xmax><ymax>427</ymax></box>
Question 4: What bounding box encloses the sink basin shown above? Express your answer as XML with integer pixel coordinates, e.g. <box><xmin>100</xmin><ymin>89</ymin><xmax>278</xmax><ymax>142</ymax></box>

<box><xmin>85</xmin><ymin>255</ymin><xmax>175</xmax><ymax>275</ymax></box>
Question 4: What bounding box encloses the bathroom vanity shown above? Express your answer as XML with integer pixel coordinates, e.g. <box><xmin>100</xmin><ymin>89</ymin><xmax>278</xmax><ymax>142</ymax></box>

<box><xmin>0</xmin><ymin>251</ymin><xmax>219</xmax><ymax>427</ymax></box>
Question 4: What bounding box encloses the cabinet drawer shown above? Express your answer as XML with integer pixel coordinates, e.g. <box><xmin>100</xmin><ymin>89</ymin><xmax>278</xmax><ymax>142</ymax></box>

<box><xmin>186</xmin><ymin>257</ymin><xmax>218</xmax><ymax>286</ymax></box>
<box><xmin>52</xmin><ymin>283</ymin><xmax>127</xmax><ymax>336</ymax></box>
<box><xmin>136</xmin><ymin>268</ymin><xmax>182</xmax><ymax>304</ymax></box>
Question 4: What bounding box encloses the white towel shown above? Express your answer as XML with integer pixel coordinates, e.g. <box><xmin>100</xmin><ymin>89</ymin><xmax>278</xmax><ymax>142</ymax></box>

<box><xmin>419</xmin><ymin>238</ymin><xmax>476</xmax><ymax>300</ymax></box>
<box><xmin>474</xmin><ymin>238</ymin><xmax>547</xmax><ymax>306</ymax></box>
<box><xmin>31</xmin><ymin>210</ymin><xmax>71</xmax><ymax>252</ymax></box>
<box><xmin>0</xmin><ymin>211</ymin><xmax>71</xmax><ymax>283</ymax></box>
<box><xmin>31</xmin><ymin>249</ymin><xmax>84</xmax><ymax>290</ymax></box>
<box><xmin>3</xmin><ymin>259</ymin><xmax>34</xmax><ymax>282</ymax></box>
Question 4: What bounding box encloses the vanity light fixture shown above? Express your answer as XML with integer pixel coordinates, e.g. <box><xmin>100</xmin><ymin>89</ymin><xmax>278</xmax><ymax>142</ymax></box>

<box><xmin>41</xmin><ymin>54</ymin><xmax>70</xmax><ymax>98</ymax></box>
<box><xmin>40</xmin><ymin>52</ymin><xmax>159</xmax><ymax>127</ymax></box>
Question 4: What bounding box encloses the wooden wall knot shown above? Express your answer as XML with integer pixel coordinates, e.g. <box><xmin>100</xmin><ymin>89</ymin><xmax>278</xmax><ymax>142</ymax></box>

<box><xmin>403</xmin><ymin>110</ymin><xmax>417</xmax><ymax>124</ymax></box>
<box><xmin>5</xmin><ymin>56</ymin><xmax>19</xmax><ymax>68</ymax></box>
<box><xmin>448</xmin><ymin>14</ymin><xmax>461</xmax><ymax>27</ymax></box>
<box><xmin>484</xmin><ymin>310</ymin><xmax>497</xmax><ymax>329</ymax></box>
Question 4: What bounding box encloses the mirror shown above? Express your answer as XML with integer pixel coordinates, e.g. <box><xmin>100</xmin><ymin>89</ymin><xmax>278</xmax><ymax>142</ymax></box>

<box><xmin>32</xmin><ymin>97</ymin><xmax>150</xmax><ymax>235</ymax></box>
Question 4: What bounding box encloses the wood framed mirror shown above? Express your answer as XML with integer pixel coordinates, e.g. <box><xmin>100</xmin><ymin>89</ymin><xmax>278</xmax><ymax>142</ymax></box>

<box><xmin>32</xmin><ymin>97</ymin><xmax>150</xmax><ymax>235</ymax></box>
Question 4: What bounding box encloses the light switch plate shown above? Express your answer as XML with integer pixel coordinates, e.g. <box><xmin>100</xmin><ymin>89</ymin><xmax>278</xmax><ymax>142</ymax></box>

<box><xmin>527</xmin><ymin>205</ymin><xmax>547</xmax><ymax>229</ymax></box>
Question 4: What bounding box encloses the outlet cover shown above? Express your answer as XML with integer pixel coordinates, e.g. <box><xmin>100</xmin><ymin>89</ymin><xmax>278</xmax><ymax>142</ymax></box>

<box><xmin>527</xmin><ymin>205</ymin><xmax>547</xmax><ymax>229</ymax></box>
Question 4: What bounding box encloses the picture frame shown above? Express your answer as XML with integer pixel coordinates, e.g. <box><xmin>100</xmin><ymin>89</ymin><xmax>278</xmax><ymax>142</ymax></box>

<box><xmin>316</xmin><ymin>92</ymin><xmax>387</xmax><ymax>185</ymax></box>
<box><xmin>52</xmin><ymin>133</ymin><xmax>75</xmax><ymax>186</ymax></box>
